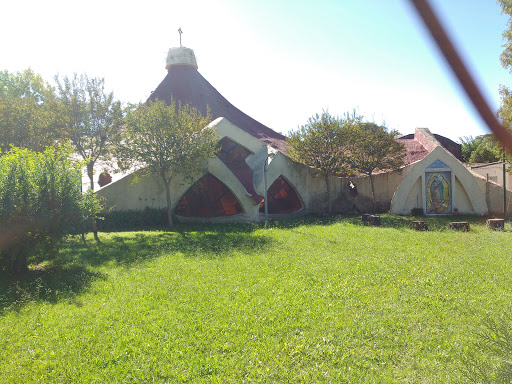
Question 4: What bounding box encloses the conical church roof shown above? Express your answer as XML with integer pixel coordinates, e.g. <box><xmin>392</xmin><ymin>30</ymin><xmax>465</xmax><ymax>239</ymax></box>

<box><xmin>149</xmin><ymin>47</ymin><xmax>287</xmax><ymax>153</ymax></box>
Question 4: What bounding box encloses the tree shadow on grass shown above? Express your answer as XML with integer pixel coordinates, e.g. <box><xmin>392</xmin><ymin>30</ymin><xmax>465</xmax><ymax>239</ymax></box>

<box><xmin>62</xmin><ymin>223</ymin><xmax>273</xmax><ymax>266</ymax></box>
<box><xmin>0</xmin><ymin>265</ymin><xmax>103</xmax><ymax>316</ymax></box>
<box><xmin>263</xmin><ymin>213</ymin><xmax>502</xmax><ymax>233</ymax></box>
<box><xmin>0</xmin><ymin>223</ymin><xmax>274</xmax><ymax>314</ymax></box>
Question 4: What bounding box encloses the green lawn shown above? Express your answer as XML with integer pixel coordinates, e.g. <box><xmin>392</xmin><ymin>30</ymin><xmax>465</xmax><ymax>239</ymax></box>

<box><xmin>1</xmin><ymin>215</ymin><xmax>511</xmax><ymax>383</ymax></box>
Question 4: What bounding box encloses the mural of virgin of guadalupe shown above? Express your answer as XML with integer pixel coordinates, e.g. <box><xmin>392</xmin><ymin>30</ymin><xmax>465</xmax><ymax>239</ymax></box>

<box><xmin>426</xmin><ymin>172</ymin><xmax>451</xmax><ymax>214</ymax></box>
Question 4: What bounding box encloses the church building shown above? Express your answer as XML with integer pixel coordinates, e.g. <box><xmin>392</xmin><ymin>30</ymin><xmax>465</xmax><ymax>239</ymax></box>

<box><xmin>96</xmin><ymin>46</ymin><xmax>511</xmax><ymax>221</ymax></box>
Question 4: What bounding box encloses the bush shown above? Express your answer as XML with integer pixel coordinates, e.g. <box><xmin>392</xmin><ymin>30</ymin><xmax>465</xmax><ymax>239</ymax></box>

<box><xmin>0</xmin><ymin>145</ymin><xmax>101</xmax><ymax>275</ymax></box>
<box><xmin>97</xmin><ymin>208</ymin><xmax>168</xmax><ymax>231</ymax></box>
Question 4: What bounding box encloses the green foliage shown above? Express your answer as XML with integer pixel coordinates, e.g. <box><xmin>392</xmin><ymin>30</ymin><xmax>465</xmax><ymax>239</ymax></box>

<box><xmin>0</xmin><ymin>69</ymin><xmax>62</xmax><ymax>153</ymax></box>
<box><xmin>97</xmin><ymin>208</ymin><xmax>168</xmax><ymax>231</ymax></box>
<box><xmin>497</xmin><ymin>1</ymin><xmax>512</xmax><ymax>162</ymax></box>
<box><xmin>287</xmin><ymin>111</ymin><xmax>356</xmax><ymax>213</ymax></box>
<box><xmin>498</xmin><ymin>0</ymin><xmax>512</xmax><ymax>72</ymax></box>
<box><xmin>459</xmin><ymin>134</ymin><xmax>502</xmax><ymax>163</ymax></box>
<box><xmin>287</xmin><ymin>111</ymin><xmax>405</xmax><ymax>212</ymax></box>
<box><xmin>55</xmin><ymin>74</ymin><xmax>124</xmax><ymax>191</ymax></box>
<box><xmin>348</xmin><ymin>122</ymin><xmax>405</xmax><ymax>207</ymax></box>
<box><xmin>0</xmin><ymin>145</ymin><xmax>101</xmax><ymax>275</ymax></box>
<box><xmin>460</xmin><ymin>136</ymin><xmax>480</xmax><ymax>162</ymax></box>
<box><xmin>471</xmin><ymin>143</ymin><xmax>501</xmax><ymax>163</ymax></box>
<box><xmin>348</xmin><ymin>122</ymin><xmax>404</xmax><ymax>175</ymax></box>
<box><xmin>120</xmin><ymin>98</ymin><xmax>217</xmax><ymax>227</ymax></box>
<box><xmin>462</xmin><ymin>316</ymin><xmax>512</xmax><ymax>383</ymax></box>
<box><xmin>287</xmin><ymin>111</ymin><xmax>354</xmax><ymax>178</ymax></box>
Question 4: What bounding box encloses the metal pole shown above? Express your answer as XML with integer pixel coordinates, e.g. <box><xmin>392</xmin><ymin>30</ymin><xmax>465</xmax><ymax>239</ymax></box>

<box><xmin>264</xmin><ymin>157</ymin><xmax>268</xmax><ymax>223</ymax></box>
<box><xmin>504</xmin><ymin>154</ymin><xmax>507</xmax><ymax>216</ymax></box>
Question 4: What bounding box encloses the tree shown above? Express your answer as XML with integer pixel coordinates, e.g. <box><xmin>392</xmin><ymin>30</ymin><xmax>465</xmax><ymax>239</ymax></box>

<box><xmin>459</xmin><ymin>134</ymin><xmax>502</xmax><ymax>163</ymax></box>
<box><xmin>119</xmin><ymin>99</ymin><xmax>217</xmax><ymax>228</ymax></box>
<box><xmin>498</xmin><ymin>0</ymin><xmax>512</xmax><ymax>71</ymax></box>
<box><xmin>0</xmin><ymin>144</ymin><xmax>101</xmax><ymax>276</ymax></box>
<box><xmin>348</xmin><ymin>122</ymin><xmax>405</xmax><ymax>209</ymax></box>
<box><xmin>497</xmin><ymin>0</ymin><xmax>512</xmax><ymax>163</ymax></box>
<box><xmin>287</xmin><ymin>111</ymin><xmax>354</xmax><ymax>214</ymax></box>
<box><xmin>459</xmin><ymin>135</ymin><xmax>480</xmax><ymax>162</ymax></box>
<box><xmin>0</xmin><ymin>69</ymin><xmax>61</xmax><ymax>153</ymax></box>
<box><xmin>55</xmin><ymin>74</ymin><xmax>124</xmax><ymax>191</ymax></box>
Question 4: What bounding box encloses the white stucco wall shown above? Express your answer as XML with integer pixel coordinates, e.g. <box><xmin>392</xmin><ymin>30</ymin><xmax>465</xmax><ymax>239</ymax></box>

<box><xmin>96</xmin><ymin>117</ymin><xmax>277</xmax><ymax>223</ymax></box>
<box><xmin>469</xmin><ymin>162</ymin><xmax>512</xmax><ymax>191</ymax></box>
<box><xmin>453</xmin><ymin>176</ymin><xmax>474</xmax><ymax>214</ymax></box>
<box><xmin>96</xmin><ymin>117</ymin><xmax>510</xmax><ymax>222</ymax></box>
<box><xmin>390</xmin><ymin>147</ymin><xmax>488</xmax><ymax>215</ymax></box>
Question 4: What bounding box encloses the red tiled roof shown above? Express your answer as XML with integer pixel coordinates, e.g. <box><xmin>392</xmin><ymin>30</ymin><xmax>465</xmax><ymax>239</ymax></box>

<box><xmin>397</xmin><ymin>138</ymin><xmax>430</xmax><ymax>165</ymax></box>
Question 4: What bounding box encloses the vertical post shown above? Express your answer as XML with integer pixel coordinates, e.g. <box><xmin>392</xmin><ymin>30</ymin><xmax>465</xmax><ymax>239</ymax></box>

<box><xmin>263</xmin><ymin>153</ymin><xmax>275</xmax><ymax>224</ymax></box>
<box><xmin>486</xmin><ymin>173</ymin><xmax>490</xmax><ymax>209</ymax></box>
<box><xmin>504</xmin><ymin>154</ymin><xmax>507</xmax><ymax>216</ymax></box>
<box><xmin>264</xmin><ymin>158</ymin><xmax>268</xmax><ymax>223</ymax></box>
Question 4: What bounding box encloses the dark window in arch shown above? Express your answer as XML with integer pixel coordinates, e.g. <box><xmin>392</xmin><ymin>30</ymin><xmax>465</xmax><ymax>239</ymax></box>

<box><xmin>174</xmin><ymin>174</ymin><xmax>243</xmax><ymax>217</ymax></box>
<box><xmin>216</xmin><ymin>137</ymin><xmax>252</xmax><ymax>165</ymax></box>
<box><xmin>259</xmin><ymin>176</ymin><xmax>302</xmax><ymax>214</ymax></box>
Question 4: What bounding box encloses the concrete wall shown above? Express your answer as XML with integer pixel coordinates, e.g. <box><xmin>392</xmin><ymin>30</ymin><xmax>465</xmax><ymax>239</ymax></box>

<box><xmin>96</xmin><ymin>117</ymin><xmax>274</xmax><ymax>223</ymax></box>
<box><xmin>453</xmin><ymin>176</ymin><xmax>474</xmax><ymax>214</ymax></box>
<box><xmin>469</xmin><ymin>162</ymin><xmax>512</xmax><ymax>191</ymax></box>
<box><xmin>473</xmin><ymin>173</ymin><xmax>512</xmax><ymax>215</ymax></box>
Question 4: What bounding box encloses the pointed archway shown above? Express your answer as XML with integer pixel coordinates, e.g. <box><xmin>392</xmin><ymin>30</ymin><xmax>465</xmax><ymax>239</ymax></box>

<box><xmin>259</xmin><ymin>176</ymin><xmax>303</xmax><ymax>214</ymax></box>
<box><xmin>174</xmin><ymin>174</ymin><xmax>243</xmax><ymax>217</ymax></box>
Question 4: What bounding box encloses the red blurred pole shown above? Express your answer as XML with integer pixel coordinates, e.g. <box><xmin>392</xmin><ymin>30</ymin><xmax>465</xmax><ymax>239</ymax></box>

<box><xmin>407</xmin><ymin>0</ymin><xmax>512</xmax><ymax>155</ymax></box>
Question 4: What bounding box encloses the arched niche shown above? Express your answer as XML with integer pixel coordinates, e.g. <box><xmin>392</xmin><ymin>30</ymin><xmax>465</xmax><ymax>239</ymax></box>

<box><xmin>259</xmin><ymin>176</ymin><xmax>303</xmax><ymax>214</ymax></box>
<box><xmin>174</xmin><ymin>174</ymin><xmax>243</xmax><ymax>217</ymax></box>
<box><xmin>390</xmin><ymin>147</ymin><xmax>488</xmax><ymax>215</ymax></box>
<box><xmin>216</xmin><ymin>136</ymin><xmax>252</xmax><ymax>165</ymax></box>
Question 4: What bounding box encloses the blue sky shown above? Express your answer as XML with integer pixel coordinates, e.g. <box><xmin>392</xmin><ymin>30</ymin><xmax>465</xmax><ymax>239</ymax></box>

<box><xmin>2</xmin><ymin>0</ymin><xmax>510</xmax><ymax>141</ymax></box>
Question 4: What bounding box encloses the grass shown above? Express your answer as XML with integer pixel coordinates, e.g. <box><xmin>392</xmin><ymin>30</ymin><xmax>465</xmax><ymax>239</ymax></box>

<box><xmin>0</xmin><ymin>214</ymin><xmax>511</xmax><ymax>383</ymax></box>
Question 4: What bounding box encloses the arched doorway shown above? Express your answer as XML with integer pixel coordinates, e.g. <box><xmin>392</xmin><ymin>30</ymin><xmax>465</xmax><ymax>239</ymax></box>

<box><xmin>259</xmin><ymin>176</ymin><xmax>302</xmax><ymax>214</ymax></box>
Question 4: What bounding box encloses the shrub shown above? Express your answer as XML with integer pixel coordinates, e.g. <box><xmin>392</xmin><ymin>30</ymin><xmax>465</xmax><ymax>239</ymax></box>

<box><xmin>0</xmin><ymin>145</ymin><xmax>101</xmax><ymax>275</ymax></box>
<box><xmin>97</xmin><ymin>208</ymin><xmax>168</xmax><ymax>231</ymax></box>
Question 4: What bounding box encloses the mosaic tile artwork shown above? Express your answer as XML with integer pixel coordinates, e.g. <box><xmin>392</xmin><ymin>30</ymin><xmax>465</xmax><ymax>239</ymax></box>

<box><xmin>425</xmin><ymin>171</ymin><xmax>452</xmax><ymax>214</ymax></box>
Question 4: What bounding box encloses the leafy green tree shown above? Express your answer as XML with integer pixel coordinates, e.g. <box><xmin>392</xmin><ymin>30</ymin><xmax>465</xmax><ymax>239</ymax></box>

<box><xmin>459</xmin><ymin>136</ymin><xmax>480</xmax><ymax>162</ymax></box>
<box><xmin>119</xmin><ymin>99</ymin><xmax>217</xmax><ymax>228</ymax></box>
<box><xmin>0</xmin><ymin>69</ymin><xmax>62</xmax><ymax>153</ymax></box>
<box><xmin>0</xmin><ymin>144</ymin><xmax>101</xmax><ymax>276</ymax></box>
<box><xmin>348</xmin><ymin>122</ymin><xmax>405</xmax><ymax>209</ymax></box>
<box><xmin>55</xmin><ymin>74</ymin><xmax>124</xmax><ymax>191</ymax></box>
<box><xmin>497</xmin><ymin>0</ymin><xmax>512</xmax><ymax>164</ymax></box>
<box><xmin>287</xmin><ymin>111</ymin><xmax>354</xmax><ymax>214</ymax></box>
<box><xmin>470</xmin><ymin>142</ymin><xmax>501</xmax><ymax>163</ymax></box>
<box><xmin>459</xmin><ymin>134</ymin><xmax>502</xmax><ymax>163</ymax></box>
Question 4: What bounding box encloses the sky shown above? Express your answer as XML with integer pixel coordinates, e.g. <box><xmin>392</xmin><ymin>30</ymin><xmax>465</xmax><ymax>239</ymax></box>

<box><xmin>2</xmin><ymin>0</ymin><xmax>510</xmax><ymax>142</ymax></box>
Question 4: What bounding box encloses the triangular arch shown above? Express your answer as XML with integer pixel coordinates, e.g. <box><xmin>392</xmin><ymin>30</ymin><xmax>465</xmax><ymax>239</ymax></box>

<box><xmin>174</xmin><ymin>174</ymin><xmax>243</xmax><ymax>217</ymax></box>
<box><xmin>259</xmin><ymin>176</ymin><xmax>303</xmax><ymax>214</ymax></box>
